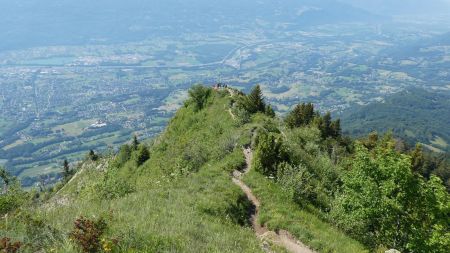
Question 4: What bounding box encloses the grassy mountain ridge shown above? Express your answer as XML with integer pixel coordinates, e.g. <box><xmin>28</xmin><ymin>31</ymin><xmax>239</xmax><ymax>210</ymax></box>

<box><xmin>0</xmin><ymin>87</ymin><xmax>367</xmax><ymax>252</ymax></box>
<box><xmin>1</xmin><ymin>86</ymin><xmax>448</xmax><ymax>252</ymax></box>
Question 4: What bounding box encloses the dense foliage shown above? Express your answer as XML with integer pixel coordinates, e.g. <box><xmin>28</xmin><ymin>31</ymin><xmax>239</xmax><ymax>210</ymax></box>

<box><xmin>244</xmin><ymin>87</ymin><xmax>450</xmax><ymax>252</ymax></box>
<box><xmin>331</xmin><ymin>142</ymin><xmax>449</xmax><ymax>252</ymax></box>
<box><xmin>0</xmin><ymin>167</ymin><xmax>27</xmax><ymax>215</ymax></box>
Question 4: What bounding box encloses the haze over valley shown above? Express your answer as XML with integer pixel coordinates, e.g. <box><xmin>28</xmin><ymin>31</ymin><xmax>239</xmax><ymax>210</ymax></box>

<box><xmin>0</xmin><ymin>0</ymin><xmax>449</xmax><ymax>186</ymax></box>
<box><xmin>1</xmin><ymin>1</ymin><xmax>450</xmax><ymax>253</ymax></box>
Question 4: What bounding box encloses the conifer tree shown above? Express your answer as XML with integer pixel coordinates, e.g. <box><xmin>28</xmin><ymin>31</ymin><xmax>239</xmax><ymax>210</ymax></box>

<box><xmin>0</xmin><ymin>167</ymin><xmax>11</xmax><ymax>193</ymax></box>
<box><xmin>246</xmin><ymin>85</ymin><xmax>265</xmax><ymax>113</ymax></box>
<box><xmin>317</xmin><ymin>112</ymin><xmax>332</xmax><ymax>139</ymax></box>
<box><xmin>285</xmin><ymin>103</ymin><xmax>316</xmax><ymax>128</ymax></box>
<box><xmin>63</xmin><ymin>159</ymin><xmax>71</xmax><ymax>180</ymax></box>
<box><xmin>411</xmin><ymin>144</ymin><xmax>425</xmax><ymax>173</ymax></box>
<box><xmin>303</xmin><ymin>103</ymin><xmax>315</xmax><ymax>124</ymax></box>
<box><xmin>88</xmin><ymin>149</ymin><xmax>99</xmax><ymax>161</ymax></box>
<box><xmin>136</xmin><ymin>145</ymin><xmax>150</xmax><ymax>167</ymax></box>
<box><xmin>132</xmin><ymin>135</ymin><xmax>140</xmax><ymax>150</ymax></box>
<box><xmin>265</xmin><ymin>105</ymin><xmax>275</xmax><ymax>118</ymax></box>
<box><xmin>285</xmin><ymin>104</ymin><xmax>303</xmax><ymax>128</ymax></box>
<box><xmin>330</xmin><ymin>119</ymin><xmax>341</xmax><ymax>138</ymax></box>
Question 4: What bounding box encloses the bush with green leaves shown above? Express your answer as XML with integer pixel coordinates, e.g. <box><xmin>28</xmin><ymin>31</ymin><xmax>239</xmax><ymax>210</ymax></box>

<box><xmin>232</xmin><ymin>107</ymin><xmax>251</xmax><ymax>126</ymax></box>
<box><xmin>331</xmin><ymin>140</ymin><xmax>450</xmax><ymax>252</ymax></box>
<box><xmin>88</xmin><ymin>150</ymin><xmax>99</xmax><ymax>161</ymax></box>
<box><xmin>180</xmin><ymin>141</ymin><xmax>208</xmax><ymax>173</ymax></box>
<box><xmin>275</xmin><ymin>157</ymin><xmax>338</xmax><ymax>211</ymax></box>
<box><xmin>113</xmin><ymin>144</ymin><xmax>132</xmax><ymax>168</ymax></box>
<box><xmin>276</xmin><ymin>162</ymin><xmax>315</xmax><ymax>205</ymax></box>
<box><xmin>252</xmin><ymin>130</ymin><xmax>286</xmax><ymax>176</ymax></box>
<box><xmin>0</xmin><ymin>175</ymin><xmax>27</xmax><ymax>215</ymax></box>
<box><xmin>96</xmin><ymin>167</ymin><xmax>135</xmax><ymax>200</ymax></box>
<box><xmin>187</xmin><ymin>84</ymin><xmax>212</xmax><ymax>111</ymax></box>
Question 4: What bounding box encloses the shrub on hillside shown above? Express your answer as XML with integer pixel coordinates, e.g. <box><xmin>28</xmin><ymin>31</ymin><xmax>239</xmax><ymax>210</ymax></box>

<box><xmin>21</xmin><ymin>213</ymin><xmax>63</xmax><ymax>251</ymax></box>
<box><xmin>0</xmin><ymin>238</ymin><xmax>22</xmax><ymax>253</ymax></box>
<box><xmin>181</xmin><ymin>142</ymin><xmax>208</xmax><ymax>172</ymax></box>
<box><xmin>331</xmin><ymin>141</ymin><xmax>450</xmax><ymax>252</ymax></box>
<box><xmin>70</xmin><ymin>216</ymin><xmax>108</xmax><ymax>253</ymax></box>
<box><xmin>187</xmin><ymin>85</ymin><xmax>212</xmax><ymax>111</ymax></box>
<box><xmin>0</xmin><ymin>194</ymin><xmax>22</xmax><ymax>215</ymax></box>
<box><xmin>0</xmin><ymin>179</ymin><xmax>27</xmax><ymax>215</ymax></box>
<box><xmin>276</xmin><ymin>162</ymin><xmax>315</xmax><ymax>206</ymax></box>
<box><xmin>88</xmin><ymin>150</ymin><xmax>99</xmax><ymax>161</ymax></box>
<box><xmin>232</xmin><ymin>107</ymin><xmax>250</xmax><ymax>126</ymax></box>
<box><xmin>112</xmin><ymin>144</ymin><xmax>132</xmax><ymax>168</ymax></box>
<box><xmin>97</xmin><ymin>168</ymin><xmax>135</xmax><ymax>199</ymax></box>
<box><xmin>252</xmin><ymin>131</ymin><xmax>286</xmax><ymax>176</ymax></box>
<box><xmin>135</xmin><ymin>144</ymin><xmax>150</xmax><ymax>167</ymax></box>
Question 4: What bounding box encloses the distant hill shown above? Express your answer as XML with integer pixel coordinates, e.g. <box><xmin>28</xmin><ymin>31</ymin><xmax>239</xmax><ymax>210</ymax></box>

<box><xmin>339</xmin><ymin>0</ymin><xmax>450</xmax><ymax>15</ymax></box>
<box><xmin>340</xmin><ymin>88</ymin><xmax>450</xmax><ymax>152</ymax></box>
<box><xmin>0</xmin><ymin>0</ymin><xmax>379</xmax><ymax>51</ymax></box>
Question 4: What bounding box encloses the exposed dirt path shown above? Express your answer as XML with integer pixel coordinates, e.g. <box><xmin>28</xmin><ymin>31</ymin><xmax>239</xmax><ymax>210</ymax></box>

<box><xmin>232</xmin><ymin>147</ymin><xmax>315</xmax><ymax>253</ymax></box>
<box><xmin>228</xmin><ymin>108</ymin><xmax>236</xmax><ymax>120</ymax></box>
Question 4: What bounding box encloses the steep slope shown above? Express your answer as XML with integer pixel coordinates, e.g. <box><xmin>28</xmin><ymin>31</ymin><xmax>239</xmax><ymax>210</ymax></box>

<box><xmin>40</xmin><ymin>91</ymin><xmax>264</xmax><ymax>252</ymax></box>
<box><xmin>1</xmin><ymin>87</ymin><xmax>369</xmax><ymax>252</ymax></box>
<box><xmin>2</xmin><ymin>85</ymin><xmax>449</xmax><ymax>252</ymax></box>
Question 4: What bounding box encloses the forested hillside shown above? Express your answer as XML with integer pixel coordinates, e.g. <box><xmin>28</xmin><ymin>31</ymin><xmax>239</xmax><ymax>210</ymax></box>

<box><xmin>341</xmin><ymin>88</ymin><xmax>450</xmax><ymax>152</ymax></box>
<box><xmin>341</xmin><ymin>88</ymin><xmax>450</xmax><ymax>189</ymax></box>
<box><xmin>1</xmin><ymin>85</ymin><xmax>448</xmax><ymax>253</ymax></box>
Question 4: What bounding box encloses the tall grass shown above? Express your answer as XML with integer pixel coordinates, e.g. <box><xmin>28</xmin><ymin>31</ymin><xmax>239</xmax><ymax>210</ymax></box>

<box><xmin>243</xmin><ymin>170</ymin><xmax>368</xmax><ymax>253</ymax></box>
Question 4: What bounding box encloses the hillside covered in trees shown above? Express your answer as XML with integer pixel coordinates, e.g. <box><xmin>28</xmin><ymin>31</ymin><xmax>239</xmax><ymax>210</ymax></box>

<box><xmin>1</xmin><ymin>85</ymin><xmax>449</xmax><ymax>253</ymax></box>
<box><xmin>340</xmin><ymin>88</ymin><xmax>450</xmax><ymax>153</ymax></box>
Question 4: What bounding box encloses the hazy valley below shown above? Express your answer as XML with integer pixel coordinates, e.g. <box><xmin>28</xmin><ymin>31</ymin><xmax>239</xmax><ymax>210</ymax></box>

<box><xmin>0</xmin><ymin>1</ymin><xmax>449</xmax><ymax>253</ymax></box>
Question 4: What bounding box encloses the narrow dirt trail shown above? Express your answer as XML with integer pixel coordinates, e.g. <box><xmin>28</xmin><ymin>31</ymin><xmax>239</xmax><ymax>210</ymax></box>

<box><xmin>228</xmin><ymin>108</ymin><xmax>236</xmax><ymax>120</ymax></box>
<box><xmin>232</xmin><ymin>147</ymin><xmax>315</xmax><ymax>253</ymax></box>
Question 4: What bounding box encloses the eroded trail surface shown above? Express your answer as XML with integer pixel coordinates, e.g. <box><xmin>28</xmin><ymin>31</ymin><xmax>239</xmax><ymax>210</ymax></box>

<box><xmin>232</xmin><ymin>147</ymin><xmax>315</xmax><ymax>253</ymax></box>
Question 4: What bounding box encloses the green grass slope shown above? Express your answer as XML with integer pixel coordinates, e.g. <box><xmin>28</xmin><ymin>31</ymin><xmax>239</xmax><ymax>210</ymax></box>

<box><xmin>244</xmin><ymin>170</ymin><xmax>367</xmax><ymax>253</ymax></box>
<box><xmin>1</xmin><ymin>88</ymin><xmax>366</xmax><ymax>252</ymax></box>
